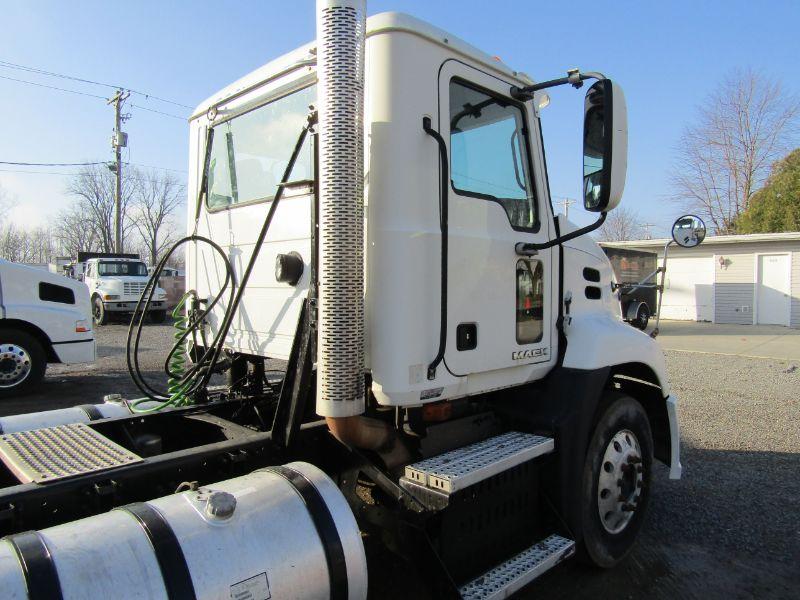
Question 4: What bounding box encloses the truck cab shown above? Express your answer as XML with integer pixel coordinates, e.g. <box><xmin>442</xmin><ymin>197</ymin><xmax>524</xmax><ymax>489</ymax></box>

<box><xmin>0</xmin><ymin>259</ymin><xmax>95</xmax><ymax>396</ymax></box>
<box><xmin>81</xmin><ymin>255</ymin><xmax>167</xmax><ymax>325</ymax></box>
<box><xmin>183</xmin><ymin>7</ymin><xmax>678</xmax><ymax>575</ymax></box>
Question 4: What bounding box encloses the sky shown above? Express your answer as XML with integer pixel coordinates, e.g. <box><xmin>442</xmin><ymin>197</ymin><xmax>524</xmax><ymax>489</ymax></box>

<box><xmin>1</xmin><ymin>0</ymin><xmax>798</xmax><ymax>237</ymax></box>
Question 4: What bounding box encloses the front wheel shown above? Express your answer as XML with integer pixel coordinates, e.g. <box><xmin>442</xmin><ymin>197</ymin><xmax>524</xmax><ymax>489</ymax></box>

<box><xmin>580</xmin><ymin>393</ymin><xmax>653</xmax><ymax>568</ymax></box>
<box><xmin>150</xmin><ymin>310</ymin><xmax>167</xmax><ymax>324</ymax></box>
<box><xmin>634</xmin><ymin>303</ymin><xmax>650</xmax><ymax>330</ymax></box>
<box><xmin>93</xmin><ymin>296</ymin><xmax>108</xmax><ymax>326</ymax></box>
<box><xmin>0</xmin><ymin>329</ymin><xmax>47</xmax><ymax>397</ymax></box>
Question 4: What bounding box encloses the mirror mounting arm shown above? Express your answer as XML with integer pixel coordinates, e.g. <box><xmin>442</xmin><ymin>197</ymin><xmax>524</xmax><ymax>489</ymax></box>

<box><xmin>516</xmin><ymin>212</ymin><xmax>607</xmax><ymax>253</ymax></box>
<box><xmin>511</xmin><ymin>69</ymin><xmax>607</xmax><ymax>101</ymax></box>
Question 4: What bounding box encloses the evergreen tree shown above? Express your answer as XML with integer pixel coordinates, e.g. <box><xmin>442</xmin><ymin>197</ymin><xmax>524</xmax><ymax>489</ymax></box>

<box><xmin>736</xmin><ymin>149</ymin><xmax>800</xmax><ymax>233</ymax></box>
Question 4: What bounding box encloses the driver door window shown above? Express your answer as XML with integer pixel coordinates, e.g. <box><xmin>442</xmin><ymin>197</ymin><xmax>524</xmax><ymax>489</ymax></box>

<box><xmin>449</xmin><ymin>80</ymin><xmax>537</xmax><ymax>230</ymax></box>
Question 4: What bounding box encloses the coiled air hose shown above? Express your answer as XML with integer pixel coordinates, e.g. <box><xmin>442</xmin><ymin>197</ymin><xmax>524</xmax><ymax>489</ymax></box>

<box><xmin>126</xmin><ymin>112</ymin><xmax>316</xmax><ymax>410</ymax></box>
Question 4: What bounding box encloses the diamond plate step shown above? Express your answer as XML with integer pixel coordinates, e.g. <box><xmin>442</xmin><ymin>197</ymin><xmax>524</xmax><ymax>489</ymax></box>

<box><xmin>459</xmin><ymin>535</ymin><xmax>575</xmax><ymax>600</ymax></box>
<box><xmin>404</xmin><ymin>431</ymin><xmax>554</xmax><ymax>494</ymax></box>
<box><xmin>0</xmin><ymin>423</ymin><xmax>142</xmax><ymax>483</ymax></box>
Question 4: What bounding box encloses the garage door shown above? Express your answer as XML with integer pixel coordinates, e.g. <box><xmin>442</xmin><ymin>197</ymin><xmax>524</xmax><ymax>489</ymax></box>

<box><xmin>661</xmin><ymin>255</ymin><xmax>714</xmax><ymax>321</ymax></box>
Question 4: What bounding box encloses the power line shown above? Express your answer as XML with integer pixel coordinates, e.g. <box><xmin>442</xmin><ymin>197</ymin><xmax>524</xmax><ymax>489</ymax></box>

<box><xmin>0</xmin><ymin>59</ymin><xmax>193</xmax><ymax>109</ymax></box>
<box><xmin>0</xmin><ymin>73</ymin><xmax>107</xmax><ymax>100</ymax></box>
<box><xmin>0</xmin><ymin>74</ymin><xmax>188</xmax><ymax>122</ymax></box>
<box><xmin>0</xmin><ymin>160</ymin><xmax>107</xmax><ymax>166</ymax></box>
<box><xmin>0</xmin><ymin>161</ymin><xmax>187</xmax><ymax>175</ymax></box>
<box><xmin>128</xmin><ymin>162</ymin><xmax>187</xmax><ymax>174</ymax></box>
<box><xmin>130</xmin><ymin>104</ymin><xmax>186</xmax><ymax>121</ymax></box>
<box><xmin>0</xmin><ymin>168</ymin><xmax>81</xmax><ymax>175</ymax></box>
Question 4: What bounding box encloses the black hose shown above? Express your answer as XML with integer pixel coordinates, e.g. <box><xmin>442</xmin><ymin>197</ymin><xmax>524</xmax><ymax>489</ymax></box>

<box><xmin>125</xmin><ymin>112</ymin><xmax>316</xmax><ymax>406</ymax></box>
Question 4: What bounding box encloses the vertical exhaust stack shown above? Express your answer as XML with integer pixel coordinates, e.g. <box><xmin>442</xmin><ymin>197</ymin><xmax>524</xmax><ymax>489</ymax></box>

<box><xmin>316</xmin><ymin>0</ymin><xmax>368</xmax><ymax>424</ymax></box>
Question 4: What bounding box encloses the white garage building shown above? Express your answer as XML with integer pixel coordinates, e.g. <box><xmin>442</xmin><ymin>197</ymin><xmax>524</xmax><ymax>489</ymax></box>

<box><xmin>602</xmin><ymin>232</ymin><xmax>800</xmax><ymax>327</ymax></box>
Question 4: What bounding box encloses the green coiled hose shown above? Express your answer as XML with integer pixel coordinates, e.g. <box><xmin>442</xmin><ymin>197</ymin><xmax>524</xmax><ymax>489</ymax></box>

<box><xmin>130</xmin><ymin>292</ymin><xmax>195</xmax><ymax>413</ymax></box>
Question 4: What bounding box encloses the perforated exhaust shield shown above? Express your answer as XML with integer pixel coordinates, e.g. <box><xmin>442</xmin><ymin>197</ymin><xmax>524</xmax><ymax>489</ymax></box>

<box><xmin>315</xmin><ymin>0</ymin><xmax>367</xmax><ymax>417</ymax></box>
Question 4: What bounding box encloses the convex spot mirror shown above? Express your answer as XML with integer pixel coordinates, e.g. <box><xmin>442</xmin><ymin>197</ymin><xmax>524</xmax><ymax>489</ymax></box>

<box><xmin>671</xmin><ymin>215</ymin><xmax>706</xmax><ymax>248</ymax></box>
<box><xmin>583</xmin><ymin>80</ymin><xmax>628</xmax><ymax>213</ymax></box>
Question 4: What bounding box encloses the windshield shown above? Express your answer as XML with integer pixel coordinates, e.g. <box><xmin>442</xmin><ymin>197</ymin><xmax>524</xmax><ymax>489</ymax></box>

<box><xmin>97</xmin><ymin>261</ymin><xmax>148</xmax><ymax>276</ymax></box>
<box><xmin>206</xmin><ymin>85</ymin><xmax>316</xmax><ymax>210</ymax></box>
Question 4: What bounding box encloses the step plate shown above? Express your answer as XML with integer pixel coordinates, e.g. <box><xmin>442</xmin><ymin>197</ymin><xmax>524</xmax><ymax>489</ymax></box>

<box><xmin>404</xmin><ymin>431</ymin><xmax>554</xmax><ymax>494</ymax></box>
<box><xmin>459</xmin><ymin>535</ymin><xmax>575</xmax><ymax>600</ymax></box>
<box><xmin>0</xmin><ymin>423</ymin><xmax>142</xmax><ymax>484</ymax></box>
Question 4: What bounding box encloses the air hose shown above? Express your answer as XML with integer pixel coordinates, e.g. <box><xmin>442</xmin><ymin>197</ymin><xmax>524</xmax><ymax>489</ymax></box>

<box><xmin>166</xmin><ymin>293</ymin><xmax>192</xmax><ymax>401</ymax></box>
<box><xmin>125</xmin><ymin>111</ymin><xmax>316</xmax><ymax>411</ymax></box>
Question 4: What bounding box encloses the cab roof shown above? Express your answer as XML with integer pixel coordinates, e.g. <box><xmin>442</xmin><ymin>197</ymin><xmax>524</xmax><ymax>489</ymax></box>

<box><xmin>191</xmin><ymin>12</ymin><xmax>533</xmax><ymax>120</ymax></box>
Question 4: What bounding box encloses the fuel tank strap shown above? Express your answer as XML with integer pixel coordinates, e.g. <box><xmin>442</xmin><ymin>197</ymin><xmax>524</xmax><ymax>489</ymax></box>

<box><xmin>261</xmin><ymin>465</ymin><xmax>348</xmax><ymax>600</ymax></box>
<box><xmin>78</xmin><ymin>404</ymin><xmax>103</xmax><ymax>420</ymax></box>
<box><xmin>120</xmin><ymin>502</ymin><xmax>197</xmax><ymax>600</ymax></box>
<box><xmin>5</xmin><ymin>530</ymin><xmax>63</xmax><ymax>600</ymax></box>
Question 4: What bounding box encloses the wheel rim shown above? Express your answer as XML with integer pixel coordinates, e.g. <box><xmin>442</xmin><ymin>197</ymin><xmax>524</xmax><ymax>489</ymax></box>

<box><xmin>597</xmin><ymin>429</ymin><xmax>644</xmax><ymax>534</ymax></box>
<box><xmin>94</xmin><ymin>300</ymin><xmax>102</xmax><ymax>321</ymax></box>
<box><xmin>0</xmin><ymin>343</ymin><xmax>33</xmax><ymax>388</ymax></box>
<box><xmin>638</xmin><ymin>306</ymin><xmax>649</xmax><ymax>326</ymax></box>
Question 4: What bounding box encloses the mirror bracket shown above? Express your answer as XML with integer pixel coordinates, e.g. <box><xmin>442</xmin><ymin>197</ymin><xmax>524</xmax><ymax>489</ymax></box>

<box><xmin>517</xmin><ymin>212</ymin><xmax>607</xmax><ymax>252</ymax></box>
<box><xmin>511</xmin><ymin>69</ymin><xmax>606</xmax><ymax>100</ymax></box>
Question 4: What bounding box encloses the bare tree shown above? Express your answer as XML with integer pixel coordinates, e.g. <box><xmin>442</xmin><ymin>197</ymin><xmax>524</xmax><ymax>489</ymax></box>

<box><xmin>130</xmin><ymin>170</ymin><xmax>185</xmax><ymax>266</ymax></box>
<box><xmin>0</xmin><ymin>184</ymin><xmax>13</xmax><ymax>224</ymax></box>
<box><xmin>0</xmin><ymin>222</ymin><xmax>23</xmax><ymax>262</ymax></box>
<box><xmin>670</xmin><ymin>69</ymin><xmax>800</xmax><ymax>234</ymax></box>
<box><xmin>66</xmin><ymin>164</ymin><xmax>136</xmax><ymax>252</ymax></box>
<box><xmin>53</xmin><ymin>204</ymin><xmax>99</xmax><ymax>258</ymax></box>
<box><xmin>597</xmin><ymin>206</ymin><xmax>644</xmax><ymax>241</ymax></box>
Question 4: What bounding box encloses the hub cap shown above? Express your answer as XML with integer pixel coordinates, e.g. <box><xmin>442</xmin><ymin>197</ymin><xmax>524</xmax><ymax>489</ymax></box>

<box><xmin>597</xmin><ymin>429</ymin><xmax>643</xmax><ymax>534</ymax></box>
<box><xmin>0</xmin><ymin>343</ymin><xmax>32</xmax><ymax>388</ymax></box>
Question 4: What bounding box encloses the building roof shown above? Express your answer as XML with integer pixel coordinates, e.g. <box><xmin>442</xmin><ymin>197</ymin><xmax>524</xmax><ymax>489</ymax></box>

<box><xmin>601</xmin><ymin>231</ymin><xmax>800</xmax><ymax>249</ymax></box>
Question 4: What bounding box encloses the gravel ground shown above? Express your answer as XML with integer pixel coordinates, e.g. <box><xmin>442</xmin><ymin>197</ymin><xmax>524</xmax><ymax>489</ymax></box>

<box><xmin>2</xmin><ymin>325</ymin><xmax>799</xmax><ymax>598</ymax></box>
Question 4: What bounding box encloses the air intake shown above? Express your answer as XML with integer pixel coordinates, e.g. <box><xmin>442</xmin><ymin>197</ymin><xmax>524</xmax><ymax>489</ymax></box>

<box><xmin>315</xmin><ymin>0</ymin><xmax>367</xmax><ymax>418</ymax></box>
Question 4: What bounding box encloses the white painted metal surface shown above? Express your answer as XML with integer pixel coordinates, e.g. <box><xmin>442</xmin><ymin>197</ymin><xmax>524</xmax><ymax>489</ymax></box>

<box><xmin>0</xmin><ymin>259</ymin><xmax>94</xmax><ymax>364</ymax></box>
<box><xmin>756</xmin><ymin>253</ymin><xmax>790</xmax><ymax>325</ymax></box>
<box><xmin>459</xmin><ymin>535</ymin><xmax>575</xmax><ymax>600</ymax></box>
<box><xmin>404</xmin><ymin>432</ymin><xmax>554</xmax><ymax>493</ymax></box>
<box><xmin>0</xmin><ymin>462</ymin><xmax>368</xmax><ymax>600</ymax></box>
<box><xmin>184</xmin><ymin>11</ymin><xmax>671</xmax><ymax>423</ymax></box>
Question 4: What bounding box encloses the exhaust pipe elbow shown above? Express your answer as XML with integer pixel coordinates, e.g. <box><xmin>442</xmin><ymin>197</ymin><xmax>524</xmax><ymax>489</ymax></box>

<box><xmin>325</xmin><ymin>416</ymin><xmax>393</xmax><ymax>451</ymax></box>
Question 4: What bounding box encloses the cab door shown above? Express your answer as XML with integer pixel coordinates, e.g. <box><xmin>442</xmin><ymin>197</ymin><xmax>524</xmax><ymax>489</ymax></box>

<box><xmin>439</xmin><ymin>60</ymin><xmax>555</xmax><ymax>381</ymax></box>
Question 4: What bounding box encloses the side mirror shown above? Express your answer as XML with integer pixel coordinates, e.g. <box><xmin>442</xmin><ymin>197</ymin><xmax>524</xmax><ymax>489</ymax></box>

<box><xmin>582</xmin><ymin>80</ymin><xmax>628</xmax><ymax>212</ymax></box>
<box><xmin>671</xmin><ymin>214</ymin><xmax>706</xmax><ymax>248</ymax></box>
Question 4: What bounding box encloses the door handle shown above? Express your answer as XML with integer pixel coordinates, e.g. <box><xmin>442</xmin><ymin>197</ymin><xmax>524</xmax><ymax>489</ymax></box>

<box><xmin>515</xmin><ymin>242</ymin><xmax>539</xmax><ymax>256</ymax></box>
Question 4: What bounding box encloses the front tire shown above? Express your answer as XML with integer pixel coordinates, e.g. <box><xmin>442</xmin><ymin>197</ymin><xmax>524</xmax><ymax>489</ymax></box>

<box><xmin>93</xmin><ymin>296</ymin><xmax>108</xmax><ymax>326</ymax></box>
<box><xmin>150</xmin><ymin>310</ymin><xmax>167</xmax><ymax>324</ymax></box>
<box><xmin>580</xmin><ymin>393</ymin><xmax>653</xmax><ymax>568</ymax></box>
<box><xmin>0</xmin><ymin>329</ymin><xmax>47</xmax><ymax>397</ymax></box>
<box><xmin>634</xmin><ymin>303</ymin><xmax>650</xmax><ymax>330</ymax></box>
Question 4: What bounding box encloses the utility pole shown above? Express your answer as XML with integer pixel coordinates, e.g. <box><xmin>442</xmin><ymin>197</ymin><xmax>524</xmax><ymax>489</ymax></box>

<box><xmin>557</xmin><ymin>197</ymin><xmax>575</xmax><ymax>219</ymax></box>
<box><xmin>639</xmin><ymin>223</ymin><xmax>655</xmax><ymax>239</ymax></box>
<box><xmin>108</xmin><ymin>89</ymin><xmax>130</xmax><ymax>253</ymax></box>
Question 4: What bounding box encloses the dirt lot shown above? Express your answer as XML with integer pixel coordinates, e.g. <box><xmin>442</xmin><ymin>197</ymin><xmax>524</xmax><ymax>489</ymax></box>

<box><xmin>2</xmin><ymin>323</ymin><xmax>799</xmax><ymax>598</ymax></box>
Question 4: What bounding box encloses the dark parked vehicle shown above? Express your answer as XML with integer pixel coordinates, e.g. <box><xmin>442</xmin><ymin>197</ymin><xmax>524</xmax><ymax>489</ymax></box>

<box><xmin>603</xmin><ymin>247</ymin><xmax>658</xmax><ymax>330</ymax></box>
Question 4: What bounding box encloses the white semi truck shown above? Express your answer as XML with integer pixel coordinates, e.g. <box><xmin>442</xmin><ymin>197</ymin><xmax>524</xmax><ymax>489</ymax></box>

<box><xmin>0</xmin><ymin>4</ymin><xmax>707</xmax><ymax>598</ymax></box>
<box><xmin>0</xmin><ymin>259</ymin><xmax>95</xmax><ymax>396</ymax></box>
<box><xmin>77</xmin><ymin>252</ymin><xmax>168</xmax><ymax>325</ymax></box>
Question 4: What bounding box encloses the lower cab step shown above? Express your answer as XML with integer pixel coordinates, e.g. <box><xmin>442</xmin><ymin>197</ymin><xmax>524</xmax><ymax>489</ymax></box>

<box><xmin>459</xmin><ymin>534</ymin><xmax>575</xmax><ymax>600</ymax></box>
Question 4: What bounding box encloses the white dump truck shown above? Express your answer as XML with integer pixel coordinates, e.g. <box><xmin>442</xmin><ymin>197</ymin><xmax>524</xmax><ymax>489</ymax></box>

<box><xmin>78</xmin><ymin>252</ymin><xmax>168</xmax><ymax>325</ymax></box>
<box><xmin>0</xmin><ymin>259</ymin><xmax>95</xmax><ymax>396</ymax></box>
<box><xmin>0</xmin><ymin>4</ymin><xmax>707</xmax><ymax>598</ymax></box>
